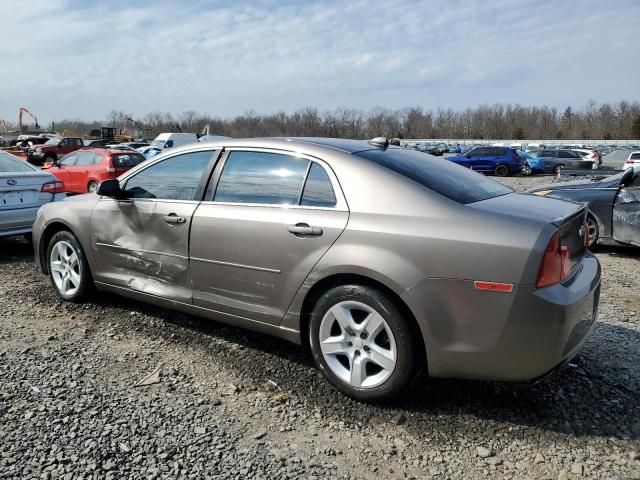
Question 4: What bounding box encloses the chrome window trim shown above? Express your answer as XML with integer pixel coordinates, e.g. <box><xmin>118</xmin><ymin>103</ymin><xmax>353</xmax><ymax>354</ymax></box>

<box><xmin>212</xmin><ymin>147</ymin><xmax>349</xmax><ymax>211</ymax></box>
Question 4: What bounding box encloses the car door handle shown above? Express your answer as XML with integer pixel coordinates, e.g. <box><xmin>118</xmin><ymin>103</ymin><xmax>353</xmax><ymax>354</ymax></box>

<box><xmin>288</xmin><ymin>223</ymin><xmax>323</xmax><ymax>236</ymax></box>
<box><xmin>164</xmin><ymin>214</ymin><xmax>186</xmax><ymax>224</ymax></box>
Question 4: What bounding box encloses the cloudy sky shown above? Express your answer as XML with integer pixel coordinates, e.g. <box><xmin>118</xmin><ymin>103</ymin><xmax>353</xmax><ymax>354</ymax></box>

<box><xmin>1</xmin><ymin>0</ymin><xmax>638</xmax><ymax>123</ymax></box>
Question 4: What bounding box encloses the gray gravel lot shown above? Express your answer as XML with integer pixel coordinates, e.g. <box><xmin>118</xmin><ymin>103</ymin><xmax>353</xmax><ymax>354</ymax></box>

<box><xmin>1</xmin><ymin>169</ymin><xmax>639</xmax><ymax>479</ymax></box>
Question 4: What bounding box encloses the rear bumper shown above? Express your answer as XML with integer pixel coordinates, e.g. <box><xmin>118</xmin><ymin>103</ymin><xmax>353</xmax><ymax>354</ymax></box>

<box><xmin>402</xmin><ymin>253</ymin><xmax>601</xmax><ymax>381</ymax></box>
<box><xmin>0</xmin><ymin>206</ymin><xmax>40</xmax><ymax>238</ymax></box>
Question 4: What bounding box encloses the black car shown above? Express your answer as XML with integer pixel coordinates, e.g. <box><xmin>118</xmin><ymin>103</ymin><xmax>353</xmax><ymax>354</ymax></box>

<box><xmin>529</xmin><ymin>168</ymin><xmax>640</xmax><ymax>247</ymax></box>
<box><xmin>535</xmin><ymin>149</ymin><xmax>594</xmax><ymax>173</ymax></box>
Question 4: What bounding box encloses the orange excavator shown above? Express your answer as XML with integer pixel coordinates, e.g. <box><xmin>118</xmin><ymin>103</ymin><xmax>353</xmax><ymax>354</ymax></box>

<box><xmin>18</xmin><ymin>107</ymin><xmax>40</xmax><ymax>131</ymax></box>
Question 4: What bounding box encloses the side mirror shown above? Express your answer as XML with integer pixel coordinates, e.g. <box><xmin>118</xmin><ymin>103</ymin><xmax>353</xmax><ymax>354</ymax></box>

<box><xmin>96</xmin><ymin>179</ymin><xmax>126</xmax><ymax>198</ymax></box>
<box><xmin>164</xmin><ymin>140</ymin><xmax>174</xmax><ymax>148</ymax></box>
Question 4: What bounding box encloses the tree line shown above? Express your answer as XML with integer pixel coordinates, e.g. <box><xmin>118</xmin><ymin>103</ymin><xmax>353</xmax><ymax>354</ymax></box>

<box><xmin>42</xmin><ymin>100</ymin><xmax>640</xmax><ymax>140</ymax></box>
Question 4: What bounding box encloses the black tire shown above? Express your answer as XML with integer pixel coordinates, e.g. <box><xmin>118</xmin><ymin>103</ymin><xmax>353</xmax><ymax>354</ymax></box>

<box><xmin>586</xmin><ymin>214</ymin><xmax>599</xmax><ymax>248</ymax></box>
<box><xmin>46</xmin><ymin>230</ymin><xmax>92</xmax><ymax>302</ymax></box>
<box><xmin>494</xmin><ymin>164</ymin><xmax>509</xmax><ymax>177</ymax></box>
<box><xmin>309</xmin><ymin>284</ymin><xmax>416</xmax><ymax>401</ymax></box>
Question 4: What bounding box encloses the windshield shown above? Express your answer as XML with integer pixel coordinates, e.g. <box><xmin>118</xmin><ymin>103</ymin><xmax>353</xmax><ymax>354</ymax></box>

<box><xmin>354</xmin><ymin>148</ymin><xmax>512</xmax><ymax>204</ymax></box>
<box><xmin>0</xmin><ymin>152</ymin><xmax>36</xmax><ymax>172</ymax></box>
<box><xmin>44</xmin><ymin>137</ymin><xmax>61</xmax><ymax>145</ymax></box>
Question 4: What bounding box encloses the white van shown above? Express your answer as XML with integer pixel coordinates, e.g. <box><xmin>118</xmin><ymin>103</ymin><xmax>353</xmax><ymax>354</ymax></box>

<box><xmin>150</xmin><ymin>133</ymin><xmax>198</xmax><ymax>150</ymax></box>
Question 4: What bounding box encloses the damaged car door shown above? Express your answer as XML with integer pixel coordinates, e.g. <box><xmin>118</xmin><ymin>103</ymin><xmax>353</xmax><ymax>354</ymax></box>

<box><xmin>613</xmin><ymin>168</ymin><xmax>640</xmax><ymax>246</ymax></box>
<box><xmin>90</xmin><ymin>150</ymin><xmax>218</xmax><ymax>301</ymax></box>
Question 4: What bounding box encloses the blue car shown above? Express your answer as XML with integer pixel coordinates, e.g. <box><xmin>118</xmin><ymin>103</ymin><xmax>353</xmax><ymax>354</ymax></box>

<box><xmin>517</xmin><ymin>150</ymin><xmax>544</xmax><ymax>175</ymax></box>
<box><xmin>446</xmin><ymin>146</ymin><xmax>522</xmax><ymax>177</ymax></box>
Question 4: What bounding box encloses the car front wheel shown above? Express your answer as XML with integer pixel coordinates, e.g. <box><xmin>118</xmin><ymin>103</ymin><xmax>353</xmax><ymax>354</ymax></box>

<box><xmin>47</xmin><ymin>230</ymin><xmax>92</xmax><ymax>302</ymax></box>
<box><xmin>309</xmin><ymin>285</ymin><xmax>416</xmax><ymax>401</ymax></box>
<box><xmin>88</xmin><ymin>181</ymin><xmax>99</xmax><ymax>193</ymax></box>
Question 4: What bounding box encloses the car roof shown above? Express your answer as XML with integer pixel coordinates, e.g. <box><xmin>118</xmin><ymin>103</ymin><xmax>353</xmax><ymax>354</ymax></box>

<box><xmin>80</xmin><ymin>147</ymin><xmax>139</xmax><ymax>155</ymax></box>
<box><xmin>192</xmin><ymin>137</ymin><xmax>385</xmax><ymax>155</ymax></box>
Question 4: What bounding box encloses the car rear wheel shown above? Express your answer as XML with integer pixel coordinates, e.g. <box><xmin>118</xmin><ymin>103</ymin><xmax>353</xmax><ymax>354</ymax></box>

<box><xmin>587</xmin><ymin>214</ymin><xmax>599</xmax><ymax>248</ymax></box>
<box><xmin>47</xmin><ymin>230</ymin><xmax>92</xmax><ymax>302</ymax></box>
<box><xmin>309</xmin><ymin>285</ymin><xmax>415</xmax><ymax>401</ymax></box>
<box><xmin>494</xmin><ymin>164</ymin><xmax>509</xmax><ymax>177</ymax></box>
<box><xmin>88</xmin><ymin>181</ymin><xmax>99</xmax><ymax>193</ymax></box>
<box><xmin>554</xmin><ymin>165</ymin><xmax>562</xmax><ymax>174</ymax></box>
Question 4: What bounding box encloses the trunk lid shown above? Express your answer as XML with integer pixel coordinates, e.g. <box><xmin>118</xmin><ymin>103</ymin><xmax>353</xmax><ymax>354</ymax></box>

<box><xmin>470</xmin><ymin>192</ymin><xmax>584</xmax><ymax>226</ymax></box>
<box><xmin>0</xmin><ymin>172</ymin><xmax>53</xmax><ymax>209</ymax></box>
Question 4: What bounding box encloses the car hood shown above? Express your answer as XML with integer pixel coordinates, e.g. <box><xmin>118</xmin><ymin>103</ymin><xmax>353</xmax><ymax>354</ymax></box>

<box><xmin>470</xmin><ymin>192</ymin><xmax>583</xmax><ymax>226</ymax></box>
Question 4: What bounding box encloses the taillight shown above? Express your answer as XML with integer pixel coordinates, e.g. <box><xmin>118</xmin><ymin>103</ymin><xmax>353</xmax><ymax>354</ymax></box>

<box><xmin>583</xmin><ymin>217</ymin><xmax>589</xmax><ymax>248</ymax></box>
<box><xmin>41</xmin><ymin>180</ymin><xmax>64</xmax><ymax>194</ymax></box>
<box><xmin>537</xmin><ymin>231</ymin><xmax>573</xmax><ymax>288</ymax></box>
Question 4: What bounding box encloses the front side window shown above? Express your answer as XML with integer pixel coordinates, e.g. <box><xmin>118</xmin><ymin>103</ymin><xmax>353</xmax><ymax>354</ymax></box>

<box><xmin>124</xmin><ymin>150</ymin><xmax>213</xmax><ymax>200</ymax></box>
<box><xmin>301</xmin><ymin>163</ymin><xmax>336</xmax><ymax>207</ymax></box>
<box><xmin>59</xmin><ymin>154</ymin><xmax>78</xmax><ymax>167</ymax></box>
<box><xmin>214</xmin><ymin>151</ymin><xmax>309</xmax><ymax>205</ymax></box>
<box><xmin>76</xmin><ymin>152</ymin><xmax>96</xmax><ymax>166</ymax></box>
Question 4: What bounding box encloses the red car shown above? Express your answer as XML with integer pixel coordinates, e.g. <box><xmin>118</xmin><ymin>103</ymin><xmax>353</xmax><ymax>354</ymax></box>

<box><xmin>45</xmin><ymin>148</ymin><xmax>146</xmax><ymax>194</ymax></box>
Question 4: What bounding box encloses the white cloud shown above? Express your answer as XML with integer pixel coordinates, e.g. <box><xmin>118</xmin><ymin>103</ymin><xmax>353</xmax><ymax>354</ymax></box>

<box><xmin>0</xmin><ymin>0</ymin><xmax>638</xmax><ymax>123</ymax></box>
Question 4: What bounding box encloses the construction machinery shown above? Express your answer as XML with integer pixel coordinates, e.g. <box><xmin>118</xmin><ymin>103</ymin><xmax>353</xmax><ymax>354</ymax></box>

<box><xmin>18</xmin><ymin>107</ymin><xmax>40</xmax><ymax>132</ymax></box>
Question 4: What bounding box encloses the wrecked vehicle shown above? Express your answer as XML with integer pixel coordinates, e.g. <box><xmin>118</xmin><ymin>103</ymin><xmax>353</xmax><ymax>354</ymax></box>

<box><xmin>28</xmin><ymin>137</ymin><xmax>84</xmax><ymax>166</ymax></box>
<box><xmin>32</xmin><ymin>137</ymin><xmax>600</xmax><ymax>401</ymax></box>
<box><xmin>530</xmin><ymin>167</ymin><xmax>640</xmax><ymax>248</ymax></box>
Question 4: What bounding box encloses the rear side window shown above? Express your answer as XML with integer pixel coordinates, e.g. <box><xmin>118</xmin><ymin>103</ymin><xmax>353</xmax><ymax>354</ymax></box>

<box><xmin>0</xmin><ymin>152</ymin><xmax>35</xmax><ymax>172</ymax></box>
<box><xmin>496</xmin><ymin>148</ymin><xmax>508</xmax><ymax>156</ymax></box>
<box><xmin>559</xmin><ymin>150</ymin><xmax>577</xmax><ymax>158</ymax></box>
<box><xmin>112</xmin><ymin>153</ymin><xmax>146</xmax><ymax>168</ymax></box>
<box><xmin>301</xmin><ymin>163</ymin><xmax>336</xmax><ymax>207</ymax></box>
<box><xmin>214</xmin><ymin>151</ymin><xmax>309</xmax><ymax>205</ymax></box>
<box><xmin>540</xmin><ymin>150</ymin><xmax>555</xmax><ymax>157</ymax></box>
<box><xmin>354</xmin><ymin>148</ymin><xmax>512</xmax><ymax>204</ymax></box>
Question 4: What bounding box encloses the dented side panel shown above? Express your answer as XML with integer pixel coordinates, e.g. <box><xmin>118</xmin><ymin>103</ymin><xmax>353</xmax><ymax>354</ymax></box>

<box><xmin>613</xmin><ymin>187</ymin><xmax>640</xmax><ymax>246</ymax></box>
<box><xmin>90</xmin><ymin>198</ymin><xmax>197</xmax><ymax>302</ymax></box>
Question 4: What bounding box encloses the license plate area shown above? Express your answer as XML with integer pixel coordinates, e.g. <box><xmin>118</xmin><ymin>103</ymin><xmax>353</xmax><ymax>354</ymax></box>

<box><xmin>0</xmin><ymin>190</ymin><xmax>37</xmax><ymax>207</ymax></box>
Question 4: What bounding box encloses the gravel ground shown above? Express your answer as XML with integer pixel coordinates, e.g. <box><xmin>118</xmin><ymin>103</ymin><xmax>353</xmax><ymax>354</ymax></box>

<box><xmin>1</xmin><ymin>172</ymin><xmax>639</xmax><ymax>479</ymax></box>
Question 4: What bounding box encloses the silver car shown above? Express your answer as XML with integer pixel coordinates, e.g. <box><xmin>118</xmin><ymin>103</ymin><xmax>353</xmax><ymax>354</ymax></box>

<box><xmin>32</xmin><ymin>138</ymin><xmax>601</xmax><ymax>401</ymax></box>
<box><xmin>0</xmin><ymin>151</ymin><xmax>65</xmax><ymax>239</ymax></box>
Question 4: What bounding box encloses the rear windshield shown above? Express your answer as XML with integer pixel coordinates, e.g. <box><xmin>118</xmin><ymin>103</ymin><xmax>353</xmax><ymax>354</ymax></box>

<box><xmin>630</xmin><ymin>153</ymin><xmax>640</xmax><ymax>160</ymax></box>
<box><xmin>354</xmin><ymin>148</ymin><xmax>512</xmax><ymax>204</ymax></box>
<box><xmin>112</xmin><ymin>153</ymin><xmax>146</xmax><ymax>168</ymax></box>
<box><xmin>0</xmin><ymin>152</ymin><xmax>36</xmax><ymax>172</ymax></box>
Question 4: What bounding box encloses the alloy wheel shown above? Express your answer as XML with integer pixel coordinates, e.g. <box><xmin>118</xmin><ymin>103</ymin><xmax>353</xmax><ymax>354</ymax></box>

<box><xmin>318</xmin><ymin>301</ymin><xmax>397</xmax><ymax>389</ymax></box>
<box><xmin>49</xmin><ymin>240</ymin><xmax>81</xmax><ymax>296</ymax></box>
